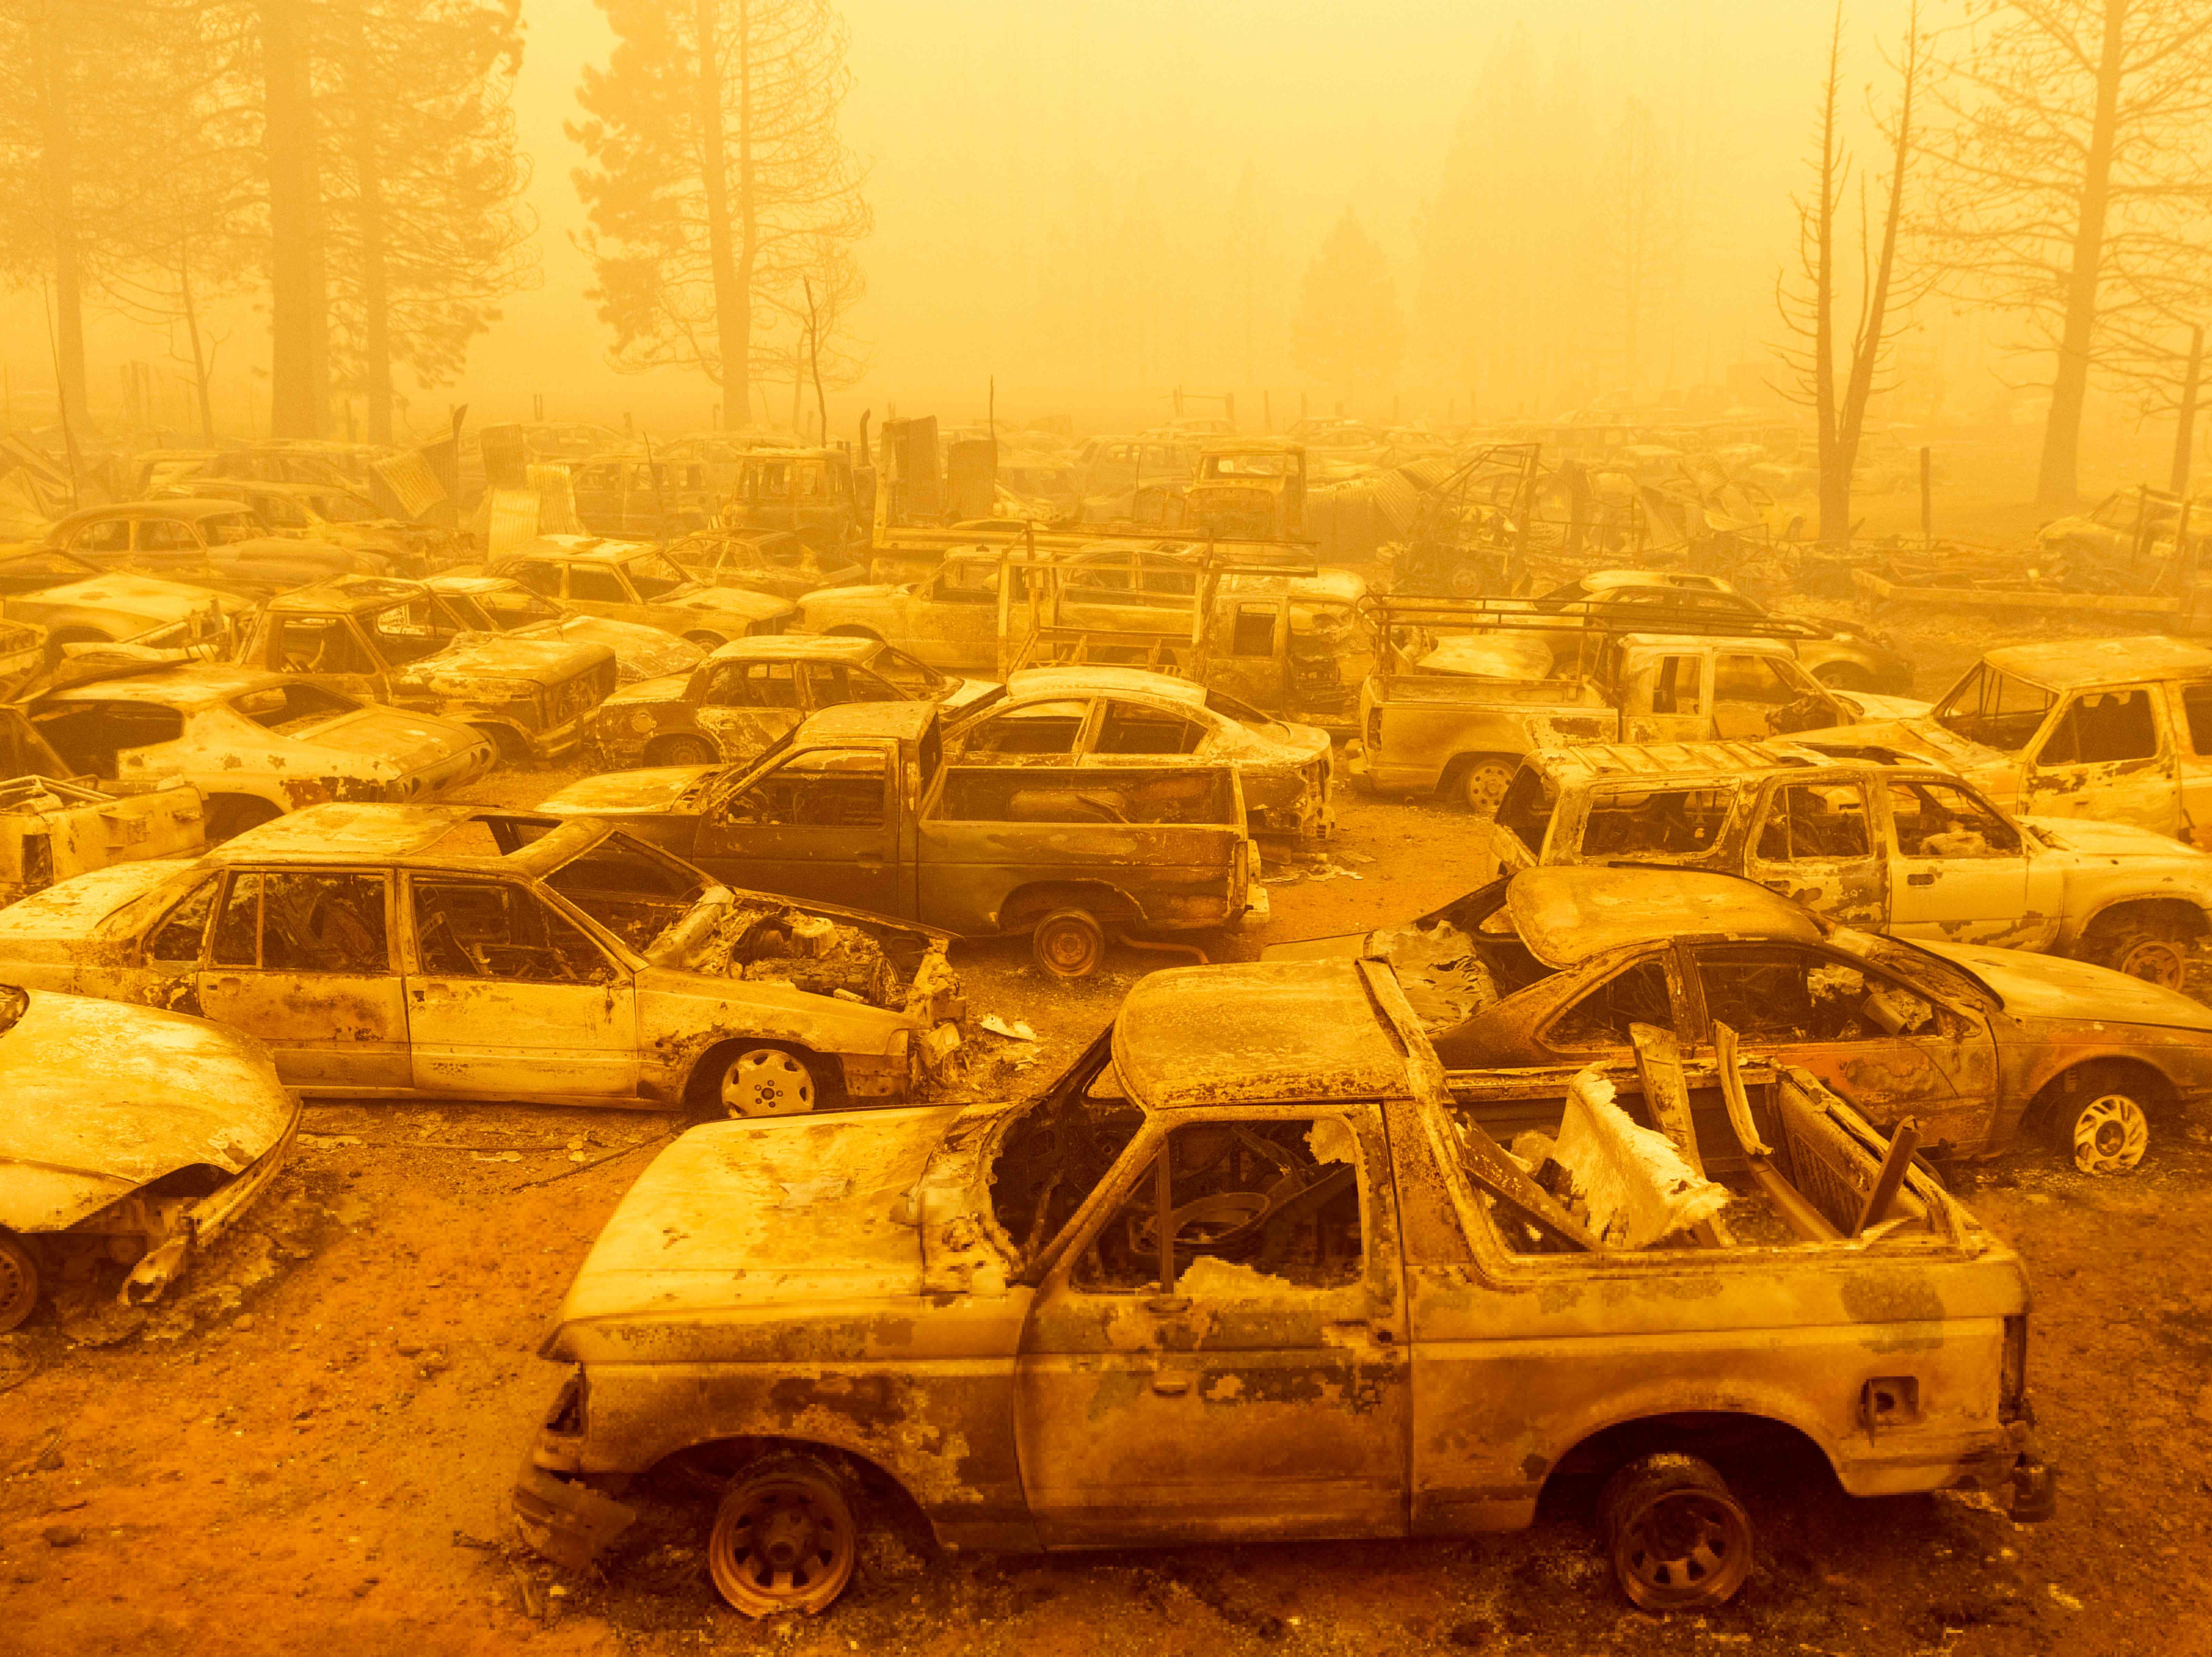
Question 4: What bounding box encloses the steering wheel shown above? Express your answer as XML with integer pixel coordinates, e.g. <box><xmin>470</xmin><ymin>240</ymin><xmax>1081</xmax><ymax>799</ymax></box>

<box><xmin>419</xmin><ymin>910</ymin><xmax>482</xmax><ymax>977</ymax></box>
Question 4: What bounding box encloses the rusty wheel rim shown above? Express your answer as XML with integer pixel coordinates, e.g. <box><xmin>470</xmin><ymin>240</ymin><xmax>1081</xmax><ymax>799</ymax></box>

<box><xmin>1035</xmin><ymin>917</ymin><xmax>1103</xmax><ymax>979</ymax></box>
<box><xmin>722</xmin><ymin>1050</ymin><xmax>815</xmax><ymax>1117</ymax></box>
<box><xmin>0</xmin><ymin>1236</ymin><xmax>37</xmax><ymax>1333</ymax></box>
<box><xmin>1615</xmin><ymin>1487</ymin><xmax>1752</xmax><ymax>1610</ymax></box>
<box><xmin>708</xmin><ymin>1467</ymin><xmax>856</xmax><ymax>1617</ymax></box>
<box><xmin>2071</xmin><ymin>1094</ymin><xmax>2148</xmax><ymax>1175</ymax></box>
<box><xmin>2116</xmin><ymin>937</ymin><xmax>2188</xmax><ymax>990</ymax></box>
<box><xmin>1462</xmin><ymin>761</ymin><xmax>1513</xmax><ymax>817</ymax></box>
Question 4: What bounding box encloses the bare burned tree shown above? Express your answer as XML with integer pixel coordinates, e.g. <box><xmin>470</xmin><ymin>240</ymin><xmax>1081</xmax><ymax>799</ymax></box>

<box><xmin>1919</xmin><ymin>0</ymin><xmax>2212</xmax><ymax>508</ymax></box>
<box><xmin>324</xmin><ymin>0</ymin><xmax>539</xmax><ymax>442</ymax></box>
<box><xmin>571</xmin><ymin>0</ymin><xmax>871</xmax><ymax>428</ymax></box>
<box><xmin>1776</xmin><ymin>4</ymin><xmax>1927</xmax><ymax>545</ymax></box>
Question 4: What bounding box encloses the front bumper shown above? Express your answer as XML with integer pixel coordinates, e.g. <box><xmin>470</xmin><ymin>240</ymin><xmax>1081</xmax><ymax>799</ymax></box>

<box><xmin>123</xmin><ymin>1092</ymin><xmax>302</xmax><ymax>1303</ymax></box>
<box><xmin>513</xmin><ymin>1454</ymin><xmax>637</xmax><ymax>1572</ymax></box>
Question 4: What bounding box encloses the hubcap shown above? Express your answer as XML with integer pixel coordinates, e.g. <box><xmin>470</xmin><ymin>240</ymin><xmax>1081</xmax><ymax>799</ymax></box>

<box><xmin>2118</xmin><ymin>937</ymin><xmax>2188</xmax><ymax>989</ymax></box>
<box><xmin>2071</xmin><ymin>1093</ymin><xmax>2149</xmax><ymax>1175</ymax></box>
<box><xmin>723</xmin><ymin>1050</ymin><xmax>814</xmax><ymax>1117</ymax></box>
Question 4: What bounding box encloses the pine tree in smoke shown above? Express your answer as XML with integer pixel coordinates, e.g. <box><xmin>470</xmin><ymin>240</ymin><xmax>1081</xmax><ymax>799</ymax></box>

<box><xmin>1291</xmin><ymin>209</ymin><xmax>1404</xmax><ymax>409</ymax></box>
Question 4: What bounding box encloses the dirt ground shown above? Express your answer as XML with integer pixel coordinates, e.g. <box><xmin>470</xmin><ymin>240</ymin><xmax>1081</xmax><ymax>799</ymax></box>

<box><xmin>7</xmin><ymin>533</ymin><xmax>2212</xmax><ymax>1657</ymax></box>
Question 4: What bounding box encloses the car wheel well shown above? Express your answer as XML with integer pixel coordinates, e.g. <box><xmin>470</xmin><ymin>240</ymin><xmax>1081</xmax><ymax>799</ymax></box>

<box><xmin>2081</xmin><ymin>897</ymin><xmax>2208</xmax><ymax>944</ymax></box>
<box><xmin>651</xmin><ymin>1435</ymin><xmax>941</xmax><ymax>1549</ymax></box>
<box><xmin>1538</xmin><ymin>1410</ymin><xmax>1836</xmax><ymax>1519</ymax></box>
<box><xmin>681</xmin><ymin>630</ymin><xmax>729</xmax><ymax>649</ymax></box>
<box><xmin>998</xmin><ymin>881</ymin><xmax>1142</xmax><ymax>934</ymax></box>
<box><xmin>823</xmin><ymin>625</ymin><xmax>883</xmax><ymax>643</ymax></box>
<box><xmin>204</xmin><ymin>794</ymin><xmax>284</xmax><ymax>842</ymax></box>
<box><xmin>468</xmin><ymin>721</ymin><xmax>530</xmax><ymax>764</ymax></box>
<box><xmin>2030</xmin><ymin>1056</ymin><xmax>2173</xmax><ymax>1126</ymax></box>
<box><xmin>681</xmin><ymin>1038</ymin><xmax>846</xmax><ymax>1120</ymax></box>
<box><xmin>644</xmin><ymin>733</ymin><xmax>719</xmax><ymax>767</ymax></box>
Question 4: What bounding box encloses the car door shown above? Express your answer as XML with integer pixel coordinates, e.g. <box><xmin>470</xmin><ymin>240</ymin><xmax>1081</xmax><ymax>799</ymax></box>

<box><xmin>563</xmin><ymin>562</ymin><xmax>631</xmax><ymax>622</ymax></box>
<box><xmin>1016</xmin><ymin>1105</ymin><xmax>1409</xmax><ymax>1545</ymax></box>
<box><xmin>1743</xmin><ymin>777</ymin><xmax>1887</xmax><ymax>930</ymax></box>
<box><xmin>399</xmin><ymin>873</ymin><xmax>638</xmax><ymax>1099</ymax></box>
<box><xmin>265</xmin><ymin>611</ymin><xmax>391</xmax><ymax>701</ymax></box>
<box><xmin>1882</xmin><ymin>777</ymin><xmax>2039</xmax><ymax>946</ymax></box>
<box><xmin>1710</xmin><ymin>651</ymin><xmax>1834</xmax><ymax>742</ymax></box>
<box><xmin>1686</xmin><ymin>940</ymin><xmax>1996</xmax><ymax>1152</ymax></box>
<box><xmin>1615</xmin><ymin>650</ymin><xmax>1710</xmax><ymax>744</ymax></box>
<box><xmin>196</xmin><ymin>868</ymin><xmax>412</xmax><ymax>1088</ymax></box>
<box><xmin>2166</xmin><ymin>680</ymin><xmax>2212</xmax><ymax>848</ymax></box>
<box><xmin>690</xmin><ymin>745</ymin><xmax>904</xmax><ymax>912</ymax></box>
<box><xmin>910</xmin><ymin>559</ymin><xmax>1003</xmax><ymax>671</ymax></box>
<box><xmin>2021</xmin><ymin>684</ymin><xmax>2179</xmax><ymax>834</ymax></box>
<box><xmin>693</xmin><ymin>659</ymin><xmax>806</xmax><ymax>760</ymax></box>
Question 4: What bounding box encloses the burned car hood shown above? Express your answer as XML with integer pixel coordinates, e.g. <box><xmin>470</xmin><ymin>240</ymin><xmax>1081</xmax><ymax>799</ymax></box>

<box><xmin>665</xmin><ymin>585</ymin><xmax>794</xmax><ymax>622</ymax></box>
<box><xmin>405</xmin><ymin>634</ymin><xmax>610</xmax><ymax>685</ymax></box>
<box><xmin>1832</xmin><ymin>690</ymin><xmax>1930</xmax><ymax>721</ymax></box>
<box><xmin>2021</xmin><ymin>814</ymin><xmax>2202</xmax><ymax>861</ymax></box>
<box><xmin>592</xmin><ymin>670</ymin><xmax>691</xmax><ymax>711</ymax></box>
<box><xmin>549</xmin><ymin>1103</ymin><xmax>967</xmax><ymax>1333</ymax></box>
<box><xmin>528</xmin><ymin>618</ymin><xmax>701</xmax><ymax>682</ymax></box>
<box><xmin>26</xmin><ymin>574</ymin><xmax>243</xmax><ymax>618</ymax></box>
<box><xmin>1914</xmin><ymin>940</ymin><xmax>2212</xmax><ymax>1033</ymax></box>
<box><xmin>539</xmin><ymin>765</ymin><xmax>716</xmax><ymax>816</ymax></box>
<box><xmin>0</xmin><ymin>988</ymin><xmax>293</xmax><ymax>1231</ymax></box>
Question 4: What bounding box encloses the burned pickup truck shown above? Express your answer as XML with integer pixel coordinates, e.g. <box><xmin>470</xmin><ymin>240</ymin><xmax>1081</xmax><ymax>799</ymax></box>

<box><xmin>1352</xmin><ymin>606</ymin><xmax>1924</xmax><ymax>815</ymax></box>
<box><xmin>231</xmin><ymin>577</ymin><xmax>619</xmax><ymax>763</ymax></box>
<box><xmin>514</xmin><ymin>957</ymin><xmax>2050</xmax><ymax>1618</ymax></box>
<box><xmin>539</xmin><ymin>701</ymin><xmax>1257</xmax><ymax>979</ymax></box>
<box><xmin>0</xmin><ymin>805</ymin><xmax>965</xmax><ymax>1116</ymax></box>
<box><xmin>1822</xmin><ymin>636</ymin><xmax>2212</xmax><ymax>845</ymax></box>
<box><xmin>1487</xmin><ymin>740</ymin><xmax>2212</xmax><ymax>987</ymax></box>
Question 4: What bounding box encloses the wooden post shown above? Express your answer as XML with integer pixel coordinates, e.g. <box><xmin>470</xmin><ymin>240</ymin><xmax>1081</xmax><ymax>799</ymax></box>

<box><xmin>1919</xmin><ymin>446</ymin><xmax>1933</xmax><ymax>543</ymax></box>
<box><xmin>2173</xmin><ymin>324</ymin><xmax>2204</xmax><ymax>499</ymax></box>
<box><xmin>1262</xmin><ymin>390</ymin><xmax>1271</xmax><ymax>432</ymax></box>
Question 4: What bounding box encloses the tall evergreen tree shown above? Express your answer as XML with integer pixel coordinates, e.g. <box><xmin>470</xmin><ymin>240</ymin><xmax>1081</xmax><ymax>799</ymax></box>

<box><xmin>1290</xmin><ymin>209</ymin><xmax>1404</xmax><ymax>405</ymax></box>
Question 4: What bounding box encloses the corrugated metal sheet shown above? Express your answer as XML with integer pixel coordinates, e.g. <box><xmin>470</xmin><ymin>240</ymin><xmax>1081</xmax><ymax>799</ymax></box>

<box><xmin>481</xmin><ymin>487</ymin><xmax>543</xmax><ymax>557</ymax></box>
<box><xmin>529</xmin><ymin>463</ymin><xmax>581</xmax><ymax>535</ymax></box>
<box><xmin>371</xmin><ymin>448</ymin><xmax>447</xmax><ymax>519</ymax></box>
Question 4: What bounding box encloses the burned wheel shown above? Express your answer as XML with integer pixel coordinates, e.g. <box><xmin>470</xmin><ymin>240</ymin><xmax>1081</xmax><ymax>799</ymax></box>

<box><xmin>719</xmin><ymin>1048</ymin><xmax>817</xmax><ymax>1118</ymax></box>
<box><xmin>650</xmin><ymin>735</ymin><xmax>718</xmax><ymax>766</ymax></box>
<box><xmin>1032</xmin><ymin>909</ymin><xmax>1106</xmax><ymax>980</ymax></box>
<box><xmin>1600</xmin><ymin>1453</ymin><xmax>1753</xmax><ymax>1611</ymax></box>
<box><xmin>2052</xmin><ymin>1088</ymin><xmax>2151</xmax><ymax>1175</ymax></box>
<box><xmin>0</xmin><ymin>1233</ymin><xmax>38</xmax><ymax>1334</ymax></box>
<box><xmin>1811</xmin><ymin>660</ymin><xmax>1874</xmax><ymax>692</ymax></box>
<box><xmin>1456</xmin><ymin>757</ymin><xmax>1515</xmax><ymax>819</ymax></box>
<box><xmin>205</xmin><ymin>796</ymin><xmax>282</xmax><ymax>843</ymax></box>
<box><xmin>2087</xmin><ymin>922</ymin><xmax>2190</xmax><ymax>991</ymax></box>
<box><xmin>707</xmin><ymin>1455</ymin><xmax>858</xmax><ymax>1617</ymax></box>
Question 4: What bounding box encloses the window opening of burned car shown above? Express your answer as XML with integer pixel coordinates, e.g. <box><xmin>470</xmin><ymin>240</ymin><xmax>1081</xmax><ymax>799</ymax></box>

<box><xmin>1887</xmin><ymin>779</ymin><xmax>2020</xmax><ymax>857</ymax></box>
<box><xmin>1546</xmin><ymin>958</ymin><xmax>1674</xmax><ymax>1048</ymax></box>
<box><xmin>867</xmin><ymin>646</ymin><xmax>944</xmax><ymax>696</ymax></box>
<box><xmin>1933</xmin><ymin>663</ymin><xmax>2055</xmax><ymax>752</ymax></box>
<box><xmin>1496</xmin><ymin>766</ymin><xmax>1555</xmax><ymax>857</ymax></box>
<box><xmin>271</xmin><ymin>614</ymin><xmax>379</xmax><ymax>676</ymax></box>
<box><xmin>622</xmin><ymin>551</ymin><xmax>693</xmax><ymax>599</ymax></box>
<box><xmin>1094</xmin><ymin>701</ymin><xmax>1205</xmax><ymax>756</ymax></box>
<box><xmin>1650</xmin><ymin>653</ymin><xmax>1701</xmax><ymax>714</ymax></box>
<box><xmin>1586</xmin><ymin>786</ymin><xmax>1734</xmax><ymax>859</ymax></box>
<box><xmin>724</xmin><ymin>749</ymin><xmax>886</xmax><ymax>826</ymax></box>
<box><xmin>960</xmin><ymin>700</ymin><xmax>1087</xmax><ymax>757</ymax></box>
<box><xmin>410</xmin><ymin>877</ymin><xmax>618</xmax><ymax>984</ymax></box>
<box><xmin>1071</xmin><ymin>1116</ymin><xmax>1364</xmax><ymax>1293</ymax></box>
<box><xmin>2182</xmin><ymin>683</ymin><xmax>2212</xmax><ymax>755</ymax></box>
<box><xmin>1696</xmin><ymin>943</ymin><xmax>1936</xmax><ymax>1042</ymax></box>
<box><xmin>469</xmin><ymin>587</ymin><xmax>563</xmax><ymax>631</ymax></box>
<box><xmin>988</xmin><ymin>1034</ymin><xmax>1145</xmax><ymax>1264</ymax></box>
<box><xmin>704</xmin><ymin>661</ymin><xmax>801</xmax><ymax>709</ymax></box>
<box><xmin>2035</xmin><ymin>687</ymin><xmax>2159</xmax><ymax>767</ymax></box>
<box><xmin>210</xmin><ymin>871</ymin><xmax>391</xmax><ymax>973</ymax></box>
<box><xmin>1367</xmin><ymin>885</ymin><xmax>1552</xmax><ymax>1034</ymax></box>
<box><xmin>30</xmin><ymin>701</ymin><xmax>185</xmax><ymax>777</ymax></box>
<box><xmin>148</xmin><ymin>876</ymin><xmax>221</xmax><ymax>963</ymax></box>
<box><xmin>536</xmin><ymin>834</ymin><xmax>714</xmax><ymax>953</ymax></box>
<box><xmin>1755</xmin><ymin>781</ymin><xmax>1871</xmax><ymax>862</ymax></box>
<box><xmin>569</xmin><ymin>566</ymin><xmax>630</xmax><ymax>604</ymax></box>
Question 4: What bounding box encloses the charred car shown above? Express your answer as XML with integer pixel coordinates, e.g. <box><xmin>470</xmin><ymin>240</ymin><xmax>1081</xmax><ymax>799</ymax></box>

<box><xmin>422</xmin><ymin>574</ymin><xmax>705</xmax><ymax>685</ymax></box>
<box><xmin>492</xmin><ymin>536</ymin><xmax>797</xmax><ymax>648</ymax></box>
<box><xmin>944</xmin><ymin>664</ymin><xmax>1335</xmax><ymax>839</ymax></box>
<box><xmin>156</xmin><ymin>478</ymin><xmax>449</xmax><ymax>575</ymax></box>
<box><xmin>25</xmin><ymin>666</ymin><xmax>495</xmax><ymax>841</ymax></box>
<box><xmin>1267</xmin><ymin>864</ymin><xmax>2212</xmax><ymax>1176</ymax></box>
<box><xmin>0</xmin><ymin>546</ymin><xmax>241</xmax><ymax>661</ymax></box>
<box><xmin>0</xmin><ymin>804</ymin><xmax>965</xmax><ymax>1115</ymax></box>
<box><xmin>232</xmin><ymin>576</ymin><xmax>619</xmax><ymax>763</ymax></box>
<box><xmin>44</xmin><ymin>498</ymin><xmax>388</xmax><ymax>588</ymax></box>
<box><xmin>0</xmin><ymin>706</ymin><xmax>205</xmax><ymax>899</ymax></box>
<box><xmin>585</xmin><ymin>634</ymin><xmax>998</xmax><ymax>771</ymax></box>
<box><xmin>664</xmin><ymin>528</ymin><xmax>867</xmax><ymax>601</ymax></box>
<box><xmin>514</xmin><ymin>957</ymin><xmax>2049</xmax><ymax>1617</ymax></box>
<box><xmin>0</xmin><ymin>983</ymin><xmax>299</xmax><ymax>1331</ymax></box>
<box><xmin>1489</xmin><ymin>741</ymin><xmax>2212</xmax><ymax>987</ymax></box>
<box><xmin>539</xmin><ymin>701</ymin><xmax>1257</xmax><ymax>980</ymax></box>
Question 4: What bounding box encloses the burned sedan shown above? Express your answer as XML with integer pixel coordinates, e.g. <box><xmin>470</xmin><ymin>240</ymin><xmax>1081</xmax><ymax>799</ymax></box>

<box><xmin>943</xmin><ymin>664</ymin><xmax>1335</xmax><ymax>839</ymax></box>
<box><xmin>26</xmin><ymin>664</ymin><xmax>497</xmax><ymax>841</ymax></box>
<box><xmin>423</xmin><ymin>574</ymin><xmax>706</xmax><ymax>686</ymax></box>
<box><xmin>584</xmin><ymin>633</ymin><xmax>998</xmax><ymax>770</ymax></box>
<box><xmin>1</xmin><ymin>982</ymin><xmax>299</xmax><ymax>1331</ymax></box>
<box><xmin>1265</xmin><ymin>865</ymin><xmax>2212</xmax><ymax>1175</ymax></box>
<box><xmin>0</xmin><ymin>804</ymin><xmax>964</xmax><ymax>1115</ymax></box>
<box><xmin>515</xmin><ymin>958</ymin><xmax>2047</xmax><ymax>1617</ymax></box>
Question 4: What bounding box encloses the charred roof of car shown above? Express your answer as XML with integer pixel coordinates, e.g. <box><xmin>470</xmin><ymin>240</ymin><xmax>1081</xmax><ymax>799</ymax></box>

<box><xmin>46</xmin><ymin>499</ymin><xmax>259</xmax><ymax>532</ymax></box>
<box><xmin>1517</xmin><ymin>739</ymin><xmax>1931</xmax><ymax>784</ymax></box>
<box><xmin>206</xmin><ymin>803</ymin><xmax>602</xmax><ymax>872</ymax></box>
<box><xmin>801</xmin><ymin>701</ymin><xmax>938</xmax><ymax>742</ymax></box>
<box><xmin>38</xmin><ymin>664</ymin><xmax>302</xmax><ymax>706</ymax></box>
<box><xmin>1003</xmin><ymin>664</ymin><xmax>1207</xmax><ymax>704</ymax></box>
<box><xmin>1981</xmin><ymin>634</ymin><xmax>2212</xmax><ymax>690</ymax></box>
<box><xmin>266</xmin><ymin>575</ymin><xmax>435</xmax><ymax>613</ymax></box>
<box><xmin>1505</xmin><ymin>866</ymin><xmax>1825</xmax><ymax>968</ymax></box>
<box><xmin>698</xmin><ymin>634</ymin><xmax>886</xmax><ymax>664</ymax></box>
<box><xmin>1112</xmin><ymin>959</ymin><xmax>1419</xmax><ymax>1108</ymax></box>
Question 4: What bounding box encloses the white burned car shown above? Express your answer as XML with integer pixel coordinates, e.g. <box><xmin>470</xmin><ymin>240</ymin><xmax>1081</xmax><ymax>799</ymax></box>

<box><xmin>25</xmin><ymin>665</ymin><xmax>496</xmax><ymax>841</ymax></box>
<box><xmin>0</xmin><ymin>983</ymin><xmax>299</xmax><ymax>1331</ymax></box>
<box><xmin>0</xmin><ymin>805</ymin><xmax>965</xmax><ymax>1115</ymax></box>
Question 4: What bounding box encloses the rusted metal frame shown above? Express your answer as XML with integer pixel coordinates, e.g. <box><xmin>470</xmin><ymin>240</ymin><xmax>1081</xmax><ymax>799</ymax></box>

<box><xmin>1851</xmin><ymin>1118</ymin><xmax>1920</xmax><ymax>1237</ymax></box>
<box><xmin>1710</xmin><ymin>1027</ymin><xmax>1840</xmax><ymax>1244</ymax></box>
<box><xmin>1628</xmin><ymin>1021</ymin><xmax>1732</xmax><ymax>1247</ymax></box>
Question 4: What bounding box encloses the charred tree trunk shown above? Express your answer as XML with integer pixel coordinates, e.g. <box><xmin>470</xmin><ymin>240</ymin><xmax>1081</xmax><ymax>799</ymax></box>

<box><xmin>32</xmin><ymin>6</ymin><xmax>88</xmax><ymax>431</ymax></box>
<box><xmin>1812</xmin><ymin>7</ymin><xmax>1845</xmax><ymax>546</ymax></box>
<box><xmin>696</xmin><ymin>0</ymin><xmax>749</xmax><ymax>428</ymax></box>
<box><xmin>262</xmin><ymin>0</ymin><xmax>326</xmax><ymax>438</ymax></box>
<box><xmin>343</xmin><ymin>8</ymin><xmax>395</xmax><ymax>444</ymax></box>
<box><xmin>179</xmin><ymin>252</ymin><xmax>216</xmax><ymax>441</ymax></box>
<box><xmin>1837</xmin><ymin>9</ymin><xmax>1917</xmax><ymax>512</ymax></box>
<box><xmin>2036</xmin><ymin>0</ymin><xmax>2127</xmax><ymax>511</ymax></box>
